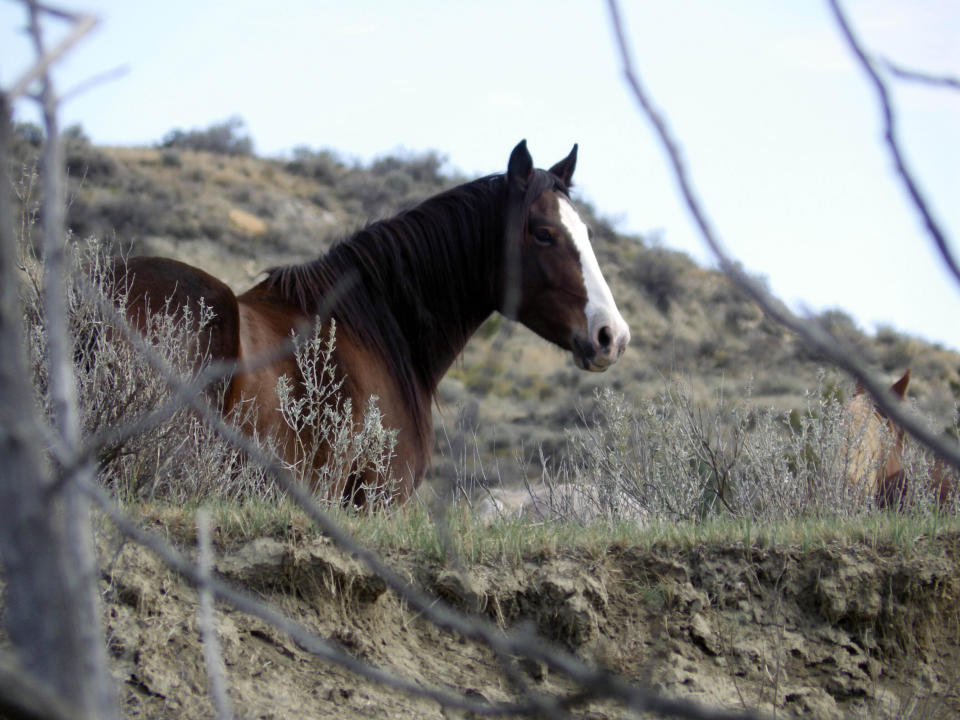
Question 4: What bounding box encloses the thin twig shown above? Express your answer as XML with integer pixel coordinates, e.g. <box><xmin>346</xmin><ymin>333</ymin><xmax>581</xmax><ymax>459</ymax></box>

<box><xmin>605</xmin><ymin>0</ymin><xmax>960</xmax><ymax>473</ymax></box>
<box><xmin>827</xmin><ymin>0</ymin><xmax>960</xmax><ymax>286</ymax></box>
<box><xmin>881</xmin><ymin>58</ymin><xmax>960</xmax><ymax>92</ymax></box>
<box><xmin>196</xmin><ymin>508</ymin><xmax>234</xmax><ymax>720</ymax></box>
<box><xmin>9</xmin><ymin>4</ymin><xmax>98</xmax><ymax>101</ymax></box>
<box><xmin>82</xmin><ymin>480</ymin><xmax>534</xmax><ymax>717</ymax></box>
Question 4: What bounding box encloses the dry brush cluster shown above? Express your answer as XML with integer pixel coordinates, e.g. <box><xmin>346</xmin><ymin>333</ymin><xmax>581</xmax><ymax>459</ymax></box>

<box><xmin>551</xmin><ymin>383</ymin><xmax>957</xmax><ymax>525</ymax></box>
<box><xmin>19</xmin><ymin>232</ymin><xmax>401</xmax><ymax>509</ymax></box>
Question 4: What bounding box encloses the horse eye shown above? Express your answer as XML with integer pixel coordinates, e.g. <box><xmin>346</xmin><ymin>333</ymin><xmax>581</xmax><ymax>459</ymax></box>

<box><xmin>533</xmin><ymin>229</ymin><xmax>555</xmax><ymax>247</ymax></box>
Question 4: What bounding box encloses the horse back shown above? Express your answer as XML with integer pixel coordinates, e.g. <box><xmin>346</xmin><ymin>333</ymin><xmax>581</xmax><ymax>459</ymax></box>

<box><xmin>112</xmin><ymin>256</ymin><xmax>240</xmax><ymax>365</ymax></box>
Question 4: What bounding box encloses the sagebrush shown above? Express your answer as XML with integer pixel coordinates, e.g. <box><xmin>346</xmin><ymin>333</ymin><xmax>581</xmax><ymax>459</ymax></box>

<box><xmin>21</xmin><ymin>231</ymin><xmax>398</xmax><ymax>507</ymax></box>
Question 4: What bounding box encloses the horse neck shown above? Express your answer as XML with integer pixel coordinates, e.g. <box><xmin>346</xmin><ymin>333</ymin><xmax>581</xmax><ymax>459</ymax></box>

<box><xmin>344</xmin><ymin>176</ymin><xmax>507</xmax><ymax>393</ymax></box>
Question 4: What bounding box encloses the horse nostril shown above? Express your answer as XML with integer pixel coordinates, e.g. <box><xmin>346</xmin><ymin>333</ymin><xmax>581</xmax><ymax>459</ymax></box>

<box><xmin>597</xmin><ymin>325</ymin><xmax>613</xmax><ymax>352</ymax></box>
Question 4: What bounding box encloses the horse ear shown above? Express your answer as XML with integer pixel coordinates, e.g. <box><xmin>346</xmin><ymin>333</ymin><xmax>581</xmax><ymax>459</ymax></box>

<box><xmin>549</xmin><ymin>143</ymin><xmax>578</xmax><ymax>189</ymax></box>
<box><xmin>507</xmin><ymin>139</ymin><xmax>533</xmax><ymax>191</ymax></box>
<box><xmin>891</xmin><ymin>368</ymin><xmax>911</xmax><ymax>399</ymax></box>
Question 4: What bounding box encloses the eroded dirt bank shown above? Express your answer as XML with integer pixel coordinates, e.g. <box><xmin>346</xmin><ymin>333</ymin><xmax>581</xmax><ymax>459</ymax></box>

<box><xmin>103</xmin><ymin>531</ymin><xmax>960</xmax><ymax>719</ymax></box>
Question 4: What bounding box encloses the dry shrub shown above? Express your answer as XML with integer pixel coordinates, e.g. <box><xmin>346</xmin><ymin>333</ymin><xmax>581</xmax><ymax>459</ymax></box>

<box><xmin>21</xmin><ymin>236</ymin><xmax>273</xmax><ymax>503</ymax></box>
<box><xmin>21</xmin><ymin>234</ymin><xmax>396</xmax><ymax>507</ymax></box>
<box><xmin>546</xmin><ymin>379</ymin><xmax>955</xmax><ymax>525</ymax></box>
<box><xmin>276</xmin><ymin>320</ymin><xmax>397</xmax><ymax>506</ymax></box>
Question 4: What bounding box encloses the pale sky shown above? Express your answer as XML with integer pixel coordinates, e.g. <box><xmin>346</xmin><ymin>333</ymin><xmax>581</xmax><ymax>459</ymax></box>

<box><xmin>2</xmin><ymin>1</ymin><xmax>959</xmax><ymax>350</ymax></box>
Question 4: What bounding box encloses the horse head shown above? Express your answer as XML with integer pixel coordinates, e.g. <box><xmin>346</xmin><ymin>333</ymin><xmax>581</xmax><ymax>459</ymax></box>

<box><xmin>499</xmin><ymin>140</ymin><xmax>630</xmax><ymax>372</ymax></box>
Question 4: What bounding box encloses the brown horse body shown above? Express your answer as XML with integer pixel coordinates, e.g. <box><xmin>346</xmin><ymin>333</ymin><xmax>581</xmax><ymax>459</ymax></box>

<box><xmin>112</xmin><ymin>141</ymin><xmax>629</xmax><ymax>505</ymax></box>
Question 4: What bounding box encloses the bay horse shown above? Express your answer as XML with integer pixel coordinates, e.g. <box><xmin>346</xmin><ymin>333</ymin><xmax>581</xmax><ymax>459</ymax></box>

<box><xmin>843</xmin><ymin>370</ymin><xmax>911</xmax><ymax>509</ymax></box>
<box><xmin>111</xmin><ymin>140</ymin><xmax>630</xmax><ymax>506</ymax></box>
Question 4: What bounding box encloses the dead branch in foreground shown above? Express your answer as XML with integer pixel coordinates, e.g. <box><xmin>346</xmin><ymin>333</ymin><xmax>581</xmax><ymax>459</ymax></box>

<box><xmin>605</xmin><ymin>0</ymin><xmax>960</xmax><ymax>474</ymax></box>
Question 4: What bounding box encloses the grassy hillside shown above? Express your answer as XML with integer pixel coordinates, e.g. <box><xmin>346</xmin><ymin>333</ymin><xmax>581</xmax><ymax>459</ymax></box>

<box><xmin>10</xmin><ymin>122</ymin><xmax>960</xmax><ymax>488</ymax></box>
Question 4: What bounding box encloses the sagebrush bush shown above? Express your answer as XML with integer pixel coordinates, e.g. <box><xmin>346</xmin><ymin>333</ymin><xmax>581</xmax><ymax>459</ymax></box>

<box><xmin>22</xmin><ymin>236</ymin><xmax>270</xmax><ymax>503</ymax></box>
<box><xmin>537</xmin><ymin>378</ymin><xmax>956</xmax><ymax>525</ymax></box>
<box><xmin>21</xmin><ymin>233</ymin><xmax>398</xmax><ymax>507</ymax></box>
<box><xmin>276</xmin><ymin>320</ymin><xmax>397</xmax><ymax>505</ymax></box>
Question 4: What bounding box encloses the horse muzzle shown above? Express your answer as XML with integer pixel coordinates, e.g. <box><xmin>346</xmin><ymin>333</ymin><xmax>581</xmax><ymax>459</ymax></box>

<box><xmin>572</xmin><ymin>318</ymin><xmax>630</xmax><ymax>372</ymax></box>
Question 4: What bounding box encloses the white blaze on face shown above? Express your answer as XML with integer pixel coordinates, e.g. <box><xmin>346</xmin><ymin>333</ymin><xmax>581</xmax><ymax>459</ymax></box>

<box><xmin>557</xmin><ymin>197</ymin><xmax>630</xmax><ymax>360</ymax></box>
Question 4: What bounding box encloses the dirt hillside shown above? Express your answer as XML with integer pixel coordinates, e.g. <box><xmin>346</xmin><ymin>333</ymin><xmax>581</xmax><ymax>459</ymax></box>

<box><xmin>104</xmin><ymin>528</ymin><xmax>960</xmax><ymax>719</ymax></box>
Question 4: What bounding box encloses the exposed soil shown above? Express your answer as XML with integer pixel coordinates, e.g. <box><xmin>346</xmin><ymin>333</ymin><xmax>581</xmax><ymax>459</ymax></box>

<box><xmin>100</xmin><ymin>528</ymin><xmax>960</xmax><ymax>719</ymax></box>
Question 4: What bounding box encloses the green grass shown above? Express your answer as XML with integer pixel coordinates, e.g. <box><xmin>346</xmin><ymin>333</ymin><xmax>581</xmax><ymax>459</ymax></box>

<box><xmin>632</xmin><ymin>511</ymin><xmax>960</xmax><ymax>556</ymax></box>
<box><xmin>124</xmin><ymin>494</ymin><xmax>960</xmax><ymax>565</ymax></box>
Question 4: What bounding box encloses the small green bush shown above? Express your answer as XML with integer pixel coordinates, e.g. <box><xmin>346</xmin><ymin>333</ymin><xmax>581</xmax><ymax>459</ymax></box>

<box><xmin>631</xmin><ymin>246</ymin><xmax>692</xmax><ymax>313</ymax></box>
<box><xmin>160</xmin><ymin>115</ymin><xmax>253</xmax><ymax>156</ymax></box>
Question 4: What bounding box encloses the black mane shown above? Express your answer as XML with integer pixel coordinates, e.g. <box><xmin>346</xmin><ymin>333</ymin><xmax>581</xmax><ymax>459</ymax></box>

<box><xmin>264</xmin><ymin>168</ymin><xmax>565</xmax><ymax>443</ymax></box>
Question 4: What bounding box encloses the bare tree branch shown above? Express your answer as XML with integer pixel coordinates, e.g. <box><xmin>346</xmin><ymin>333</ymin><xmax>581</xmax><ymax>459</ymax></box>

<box><xmin>29</xmin><ymin>0</ymin><xmax>81</xmax><ymax>462</ymax></box>
<box><xmin>826</xmin><ymin>0</ymin><xmax>960</xmax><ymax>287</ymax></box>
<box><xmin>8</xmin><ymin>3</ymin><xmax>97</xmax><ymax>101</ymax></box>
<box><xmin>25</xmin><ymin>6</ymin><xmax>116</xmax><ymax>715</ymax></box>
<box><xmin>67</xmin><ymin>210</ymin><xmax>772</xmax><ymax>720</ymax></box>
<box><xmin>0</xmin><ymin>650</ymin><xmax>75</xmax><ymax>720</ymax></box>
<box><xmin>83</xmin><ymin>480</ymin><xmax>538</xmax><ymax>717</ymax></box>
<box><xmin>196</xmin><ymin>508</ymin><xmax>234</xmax><ymax>720</ymax></box>
<box><xmin>0</xmin><ymin>88</ymin><xmax>71</xmax><ymax>720</ymax></box>
<box><xmin>881</xmin><ymin>58</ymin><xmax>960</xmax><ymax>92</ymax></box>
<box><xmin>605</xmin><ymin>0</ymin><xmax>960</xmax><ymax>473</ymax></box>
<box><xmin>0</xmin><ymin>4</ymin><xmax>116</xmax><ymax>717</ymax></box>
<box><xmin>172</xmin><ymin>401</ymin><xmax>769</xmax><ymax>719</ymax></box>
<box><xmin>59</xmin><ymin>63</ymin><xmax>129</xmax><ymax>104</ymax></box>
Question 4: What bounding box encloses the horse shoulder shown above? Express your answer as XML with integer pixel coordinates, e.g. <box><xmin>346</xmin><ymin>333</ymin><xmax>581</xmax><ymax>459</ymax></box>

<box><xmin>332</xmin><ymin>332</ymin><xmax>432</xmax><ymax>494</ymax></box>
<box><xmin>227</xmin><ymin>288</ymin><xmax>306</xmax><ymax>440</ymax></box>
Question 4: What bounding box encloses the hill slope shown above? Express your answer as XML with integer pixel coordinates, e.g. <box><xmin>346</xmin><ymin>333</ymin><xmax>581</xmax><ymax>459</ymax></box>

<box><xmin>11</xmin><ymin>129</ymin><xmax>960</xmax><ymax>482</ymax></box>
